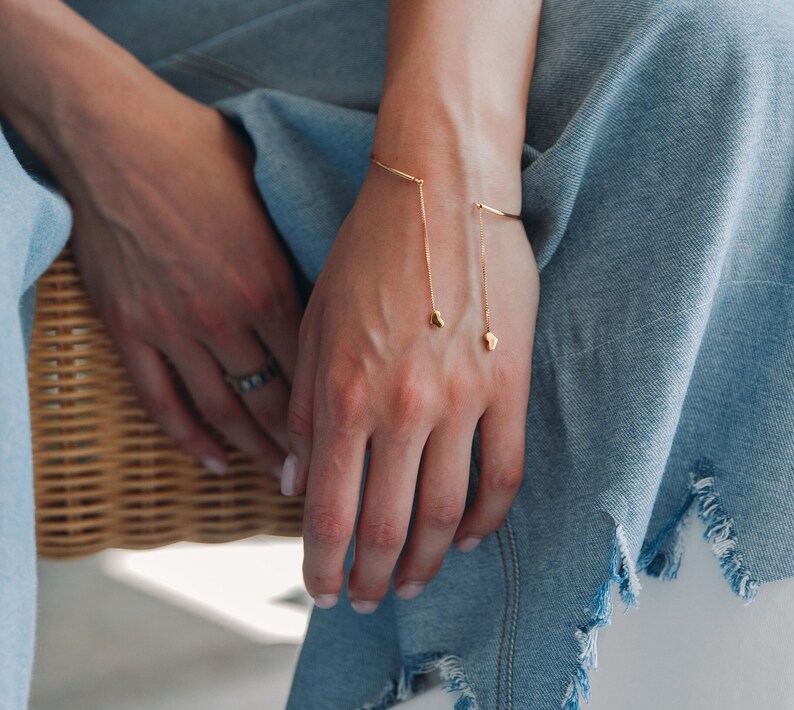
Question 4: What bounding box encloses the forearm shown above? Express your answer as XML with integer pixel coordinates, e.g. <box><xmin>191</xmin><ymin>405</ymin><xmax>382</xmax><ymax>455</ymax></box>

<box><xmin>0</xmin><ymin>0</ymin><xmax>183</xmax><ymax>190</ymax></box>
<box><xmin>372</xmin><ymin>0</ymin><xmax>543</xmax><ymax>203</ymax></box>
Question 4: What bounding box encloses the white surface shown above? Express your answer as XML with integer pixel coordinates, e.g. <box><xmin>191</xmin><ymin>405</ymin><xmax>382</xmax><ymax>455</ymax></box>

<box><xmin>31</xmin><ymin>538</ymin><xmax>304</xmax><ymax>710</ymax></box>
<box><xmin>101</xmin><ymin>539</ymin><xmax>310</xmax><ymax>644</ymax></box>
<box><xmin>589</xmin><ymin>513</ymin><xmax>794</xmax><ymax>710</ymax></box>
<box><xmin>32</xmin><ymin>519</ymin><xmax>794</xmax><ymax>709</ymax></box>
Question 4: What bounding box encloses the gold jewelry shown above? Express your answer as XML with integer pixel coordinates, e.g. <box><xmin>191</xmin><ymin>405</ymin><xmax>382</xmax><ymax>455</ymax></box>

<box><xmin>369</xmin><ymin>154</ymin><xmax>444</xmax><ymax>328</ymax></box>
<box><xmin>473</xmin><ymin>202</ymin><xmax>522</xmax><ymax>351</ymax></box>
<box><xmin>369</xmin><ymin>153</ymin><xmax>522</xmax><ymax>351</ymax></box>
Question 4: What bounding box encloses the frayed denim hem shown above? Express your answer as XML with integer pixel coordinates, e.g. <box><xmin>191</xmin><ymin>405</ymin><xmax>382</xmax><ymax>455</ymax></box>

<box><xmin>639</xmin><ymin>458</ymin><xmax>760</xmax><ymax>602</ymax></box>
<box><xmin>562</xmin><ymin>457</ymin><xmax>761</xmax><ymax>709</ymax></box>
<box><xmin>562</xmin><ymin>523</ymin><xmax>641</xmax><ymax>710</ymax></box>
<box><xmin>356</xmin><ymin>652</ymin><xmax>479</xmax><ymax>710</ymax></box>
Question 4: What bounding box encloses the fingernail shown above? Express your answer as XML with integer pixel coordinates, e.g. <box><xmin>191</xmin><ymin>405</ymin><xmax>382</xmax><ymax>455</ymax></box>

<box><xmin>313</xmin><ymin>594</ymin><xmax>338</xmax><ymax>609</ymax></box>
<box><xmin>280</xmin><ymin>452</ymin><xmax>298</xmax><ymax>496</ymax></box>
<box><xmin>350</xmin><ymin>600</ymin><xmax>379</xmax><ymax>615</ymax></box>
<box><xmin>202</xmin><ymin>456</ymin><xmax>227</xmax><ymax>476</ymax></box>
<box><xmin>395</xmin><ymin>581</ymin><xmax>426</xmax><ymax>601</ymax></box>
<box><xmin>456</xmin><ymin>535</ymin><xmax>483</xmax><ymax>553</ymax></box>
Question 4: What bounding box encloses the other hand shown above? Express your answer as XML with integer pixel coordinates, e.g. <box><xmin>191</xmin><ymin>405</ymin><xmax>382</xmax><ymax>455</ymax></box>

<box><xmin>285</xmin><ymin>159</ymin><xmax>539</xmax><ymax>611</ymax></box>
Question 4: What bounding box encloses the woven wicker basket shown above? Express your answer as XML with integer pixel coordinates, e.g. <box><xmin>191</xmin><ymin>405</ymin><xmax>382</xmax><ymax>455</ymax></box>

<box><xmin>29</xmin><ymin>248</ymin><xmax>304</xmax><ymax>560</ymax></box>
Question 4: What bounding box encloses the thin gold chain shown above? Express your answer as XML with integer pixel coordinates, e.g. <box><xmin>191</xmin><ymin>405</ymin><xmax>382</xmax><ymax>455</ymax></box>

<box><xmin>416</xmin><ymin>180</ymin><xmax>437</xmax><ymax>314</ymax></box>
<box><xmin>369</xmin><ymin>153</ymin><xmax>522</xmax><ymax>348</ymax></box>
<box><xmin>477</xmin><ymin>205</ymin><xmax>491</xmax><ymax>335</ymax></box>
<box><xmin>474</xmin><ymin>202</ymin><xmax>522</xmax><ymax>351</ymax></box>
<box><xmin>370</xmin><ymin>154</ymin><xmax>443</xmax><ymax>327</ymax></box>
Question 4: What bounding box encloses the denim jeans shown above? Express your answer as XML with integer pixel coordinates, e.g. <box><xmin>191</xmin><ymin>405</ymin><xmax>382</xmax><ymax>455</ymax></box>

<box><xmin>2</xmin><ymin>0</ymin><xmax>793</xmax><ymax>708</ymax></box>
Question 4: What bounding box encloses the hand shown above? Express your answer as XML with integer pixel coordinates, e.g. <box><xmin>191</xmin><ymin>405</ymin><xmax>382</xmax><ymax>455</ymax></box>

<box><xmin>60</xmin><ymin>82</ymin><xmax>303</xmax><ymax>475</ymax></box>
<box><xmin>285</xmin><ymin>159</ymin><xmax>539</xmax><ymax>611</ymax></box>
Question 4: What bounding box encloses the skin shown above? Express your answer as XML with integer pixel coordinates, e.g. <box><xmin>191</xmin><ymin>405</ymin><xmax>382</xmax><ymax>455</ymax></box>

<box><xmin>0</xmin><ymin>0</ymin><xmax>543</xmax><ymax>611</ymax></box>
<box><xmin>0</xmin><ymin>0</ymin><xmax>303</xmax><ymax>476</ymax></box>
<box><xmin>284</xmin><ymin>1</ymin><xmax>543</xmax><ymax>611</ymax></box>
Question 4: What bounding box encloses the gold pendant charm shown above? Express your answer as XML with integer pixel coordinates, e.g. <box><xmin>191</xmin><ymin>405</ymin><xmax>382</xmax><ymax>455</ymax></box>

<box><xmin>431</xmin><ymin>310</ymin><xmax>445</xmax><ymax>328</ymax></box>
<box><xmin>484</xmin><ymin>332</ymin><xmax>498</xmax><ymax>350</ymax></box>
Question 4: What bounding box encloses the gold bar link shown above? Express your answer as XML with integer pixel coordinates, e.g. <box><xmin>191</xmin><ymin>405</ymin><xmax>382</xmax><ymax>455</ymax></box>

<box><xmin>474</xmin><ymin>201</ymin><xmax>522</xmax><ymax>351</ymax></box>
<box><xmin>370</xmin><ymin>153</ymin><xmax>443</xmax><ymax>328</ymax></box>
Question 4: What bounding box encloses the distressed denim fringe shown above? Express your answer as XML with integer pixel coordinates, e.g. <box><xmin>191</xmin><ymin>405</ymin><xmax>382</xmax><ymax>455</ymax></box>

<box><xmin>561</xmin><ymin>523</ymin><xmax>640</xmax><ymax>710</ymax></box>
<box><xmin>689</xmin><ymin>461</ymin><xmax>760</xmax><ymax>603</ymax></box>
<box><xmin>640</xmin><ymin>459</ymin><xmax>760</xmax><ymax>602</ymax></box>
<box><xmin>356</xmin><ymin>652</ymin><xmax>479</xmax><ymax>710</ymax></box>
<box><xmin>562</xmin><ymin>458</ymin><xmax>760</xmax><ymax>709</ymax></box>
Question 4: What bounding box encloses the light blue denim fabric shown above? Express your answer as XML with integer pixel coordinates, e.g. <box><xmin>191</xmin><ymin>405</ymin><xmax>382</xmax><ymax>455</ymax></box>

<box><xmin>4</xmin><ymin>0</ymin><xmax>793</xmax><ymax>708</ymax></box>
<box><xmin>0</xmin><ymin>137</ymin><xmax>71</xmax><ymax>708</ymax></box>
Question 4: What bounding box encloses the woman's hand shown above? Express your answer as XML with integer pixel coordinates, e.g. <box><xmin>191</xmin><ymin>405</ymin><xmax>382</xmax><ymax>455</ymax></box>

<box><xmin>0</xmin><ymin>0</ymin><xmax>303</xmax><ymax>474</ymax></box>
<box><xmin>285</xmin><ymin>159</ymin><xmax>539</xmax><ymax>611</ymax></box>
<box><xmin>281</xmin><ymin>0</ymin><xmax>543</xmax><ymax>612</ymax></box>
<box><xmin>65</xmin><ymin>90</ymin><xmax>303</xmax><ymax>475</ymax></box>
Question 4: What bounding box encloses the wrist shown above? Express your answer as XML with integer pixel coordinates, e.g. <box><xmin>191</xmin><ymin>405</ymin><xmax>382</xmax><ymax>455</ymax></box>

<box><xmin>371</xmin><ymin>96</ymin><xmax>524</xmax><ymax>217</ymax></box>
<box><xmin>0</xmin><ymin>0</ymin><xmax>206</xmax><ymax>195</ymax></box>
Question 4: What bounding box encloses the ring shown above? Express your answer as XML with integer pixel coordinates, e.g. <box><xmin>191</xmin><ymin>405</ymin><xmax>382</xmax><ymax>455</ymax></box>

<box><xmin>224</xmin><ymin>351</ymin><xmax>281</xmax><ymax>394</ymax></box>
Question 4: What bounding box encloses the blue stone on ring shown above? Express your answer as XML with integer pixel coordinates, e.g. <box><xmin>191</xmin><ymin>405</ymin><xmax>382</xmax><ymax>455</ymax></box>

<box><xmin>224</xmin><ymin>356</ymin><xmax>280</xmax><ymax>394</ymax></box>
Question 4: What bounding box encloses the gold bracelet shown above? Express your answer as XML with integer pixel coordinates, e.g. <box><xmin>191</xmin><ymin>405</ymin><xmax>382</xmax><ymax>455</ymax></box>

<box><xmin>369</xmin><ymin>153</ymin><xmax>521</xmax><ymax>351</ymax></box>
<box><xmin>369</xmin><ymin>154</ymin><xmax>445</xmax><ymax>328</ymax></box>
<box><xmin>473</xmin><ymin>201</ymin><xmax>522</xmax><ymax>350</ymax></box>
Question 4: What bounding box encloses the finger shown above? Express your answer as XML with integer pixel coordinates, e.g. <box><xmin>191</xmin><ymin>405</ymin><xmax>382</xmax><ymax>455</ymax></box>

<box><xmin>393</xmin><ymin>421</ymin><xmax>473</xmax><ymax>600</ymax></box>
<box><xmin>302</xmin><ymin>424</ymin><xmax>368</xmax><ymax>609</ymax></box>
<box><xmin>282</xmin><ymin>308</ymin><xmax>321</xmax><ymax>497</ymax></box>
<box><xmin>347</xmin><ymin>429</ymin><xmax>427</xmax><ymax>612</ymax></box>
<box><xmin>256</xmin><ymin>314</ymin><xmax>299</xmax><ymax>386</ymax></box>
<box><xmin>454</xmin><ymin>401</ymin><xmax>527</xmax><ymax>553</ymax></box>
<box><xmin>121</xmin><ymin>340</ymin><xmax>228</xmax><ymax>473</ymax></box>
<box><xmin>205</xmin><ymin>329</ymin><xmax>291</xmax><ymax>451</ymax></box>
<box><xmin>168</xmin><ymin>342</ymin><xmax>284</xmax><ymax>475</ymax></box>
<box><xmin>253</xmin><ymin>270</ymin><xmax>303</xmax><ymax>385</ymax></box>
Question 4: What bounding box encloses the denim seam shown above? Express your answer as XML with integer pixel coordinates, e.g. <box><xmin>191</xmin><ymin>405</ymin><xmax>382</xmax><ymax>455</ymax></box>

<box><xmin>534</xmin><ymin>278</ymin><xmax>792</xmax><ymax>369</ymax></box>
<box><xmin>504</xmin><ymin>517</ymin><xmax>521</xmax><ymax>710</ymax></box>
<box><xmin>169</xmin><ymin>51</ymin><xmax>270</xmax><ymax>90</ymax></box>
<box><xmin>494</xmin><ymin>529</ymin><xmax>510</xmax><ymax>710</ymax></box>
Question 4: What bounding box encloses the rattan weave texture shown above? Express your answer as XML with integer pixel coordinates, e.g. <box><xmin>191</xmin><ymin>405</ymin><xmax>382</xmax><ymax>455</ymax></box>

<box><xmin>29</xmin><ymin>248</ymin><xmax>303</xmax><ymax>559</ymax></box>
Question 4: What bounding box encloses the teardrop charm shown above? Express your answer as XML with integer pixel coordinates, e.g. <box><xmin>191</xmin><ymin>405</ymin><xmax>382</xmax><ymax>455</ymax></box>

<box><xmin>431</xmin><ymin>310</ymin><xmax>445</xmax><ymax>328</ymax></box>
<box><xmin>484</xmin><ymin>332</ymin><xmax>498</xmax><ymax>351</ymax></box>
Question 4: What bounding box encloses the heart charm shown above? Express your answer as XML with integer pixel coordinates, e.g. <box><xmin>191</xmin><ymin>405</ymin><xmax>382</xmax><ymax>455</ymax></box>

<box><xmin>431</xmin><ymin>310</ymin><xmax>445</xmax><ymax>328</ymax></box>
<box><xmin>484</xmin><ymin>332</ymin><xmax>498</xmax><ymax>351</ymax></box>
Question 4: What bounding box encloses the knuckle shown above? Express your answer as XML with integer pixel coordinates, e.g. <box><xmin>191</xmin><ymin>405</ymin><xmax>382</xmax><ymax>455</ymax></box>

<box><xmin>486</xmin><ymin>457</ymin><xmax>524</xmax><ymax>494</ymax></box>
<box><xmin>175</xmin><ymin>430</ymin><xmax>208</xmax><ymax>454</ymax></box>
<box><xmin>390</xmin><ymin>378</ymin><xmax>434</xmax><ymax>432</ymax></box>
<box><xmin>422</xmin><ymin>495</ymin><xmax>464</xmax><ymax>531</ymax></box>
<box><xmin>324</xmin><ymin>371</ymin><xmax>369</xmax><ymax>428</ymax></box>
<box><xmin>190</xmin><ymin>299</ymin><xmax>231</xmax><ymax>339</ymax></box>
<box><xmin>137</xmin><ymin>390</ymin><xmax>175</xmax><ymax>422</ymax></box>
<box><xmin>249</xmin><ymin>283</ymin><xmax>287</xmax><ymax>323</ymax></box>
<box><xmin>287</xmin><ymin>398</ymin><xmax>313</xmax><ymax>438</ymax></box>
<box><xmin>405</xmin><ymin>559</ymin><xmax>443</xmax><ymax>583</ymax></box>
<box><xmin>250</xmin><ymin>400</ymin><xmax>281</xmax><ymax>430</ymax></box>
<box><xmin>445</xmin><ymin>373</ymin><xmax>471</xmax><ymax>413</ymax></box>
<box><xmin>102</xmin><ymin>299</ymin><xmax>137</xmax><ymax>336</ymax></box>
<box><xmin>495</xmin><ymin>354</ymin><xmax>528</xmax><ymax>390</ymax></box>
<box><xmin>348</xmin><ymin>580</ymin><xmax>388</xmax><ymax>601</ymax></box>
<box><xmin>358</xmin><ymin>518</ymin><xmax>404</xmax><ymax>551</ymax></box>
<box><xmin>199</xmin><ymin>396</ymin><xmax>239</xmax><ymax>428</ymax></box>
<box><xmin>306</xmin><ymin>506</ymin><xmax>351</xmax><ymax>547</ymax></box>
<box><xmin>303</xmin><ymin>572</ymin><xmax>340</xmax><ymax>595</ymax></box>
